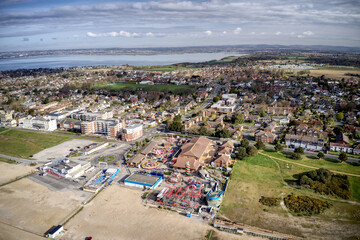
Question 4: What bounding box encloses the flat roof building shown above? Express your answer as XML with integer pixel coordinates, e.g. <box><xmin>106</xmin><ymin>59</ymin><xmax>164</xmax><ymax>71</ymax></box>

<box><xmin>124</xmin><ymin>173</ymin><xmax>162</xmax><ymax>189</ymax></box>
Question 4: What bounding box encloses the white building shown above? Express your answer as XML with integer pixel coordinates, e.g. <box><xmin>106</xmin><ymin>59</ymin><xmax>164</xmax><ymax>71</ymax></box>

<box><xmin>121</xmin><ymin>124</ymin><xmax>143</xmax><ymax>142</ymax></box>
<box><xmin>22</xmin><ymin>116</ymin><xmax>57</xmax><ymax>131</ymax></box>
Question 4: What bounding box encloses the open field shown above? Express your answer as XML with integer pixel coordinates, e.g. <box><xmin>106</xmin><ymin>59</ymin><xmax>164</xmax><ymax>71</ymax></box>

<box><xmin>220</xmin><ymin>154</ymin><xmax>360</xmax><ymax>239</ymax></box>
<box><xmin>0</xmin><ymin>162</ymin><xmax>36</xmax><ymax>185</ymax></box>
<box><xmin>0</xmin><ymin>222</ymin><xmax>44</xmax><ymax>240</ymax></box>
<box><xmin>63</xmin><ymin>185</ymin><xmax>260</xmax><ymax>240</ymax></box>
<box><xmin>262</xmin><ymin>150</ymin><xmax>360</xmax><ymax>177</ymax></box>
<box><xmin>307</xmin><ymin>65</ymin><xmax>360</xmax><ymax>80</ymax></box>
<box><xmin>32</xmin><ymin>139</ymin><xmax>95</xmax><ymax>161</ymax></box>
<box><xmin>132</xmin><ymin>65</ymin><xmax>202</xmax><ymax>72</ymax></box>
<box><xmin>0</xmin><ymin>178</ymin><xmax>87</xmax><ymax>236</ymax></box>
<box><xmin>95</xmin><ymin>82</ymin><xmax>196</xmax><ymax>94</ymax></box>
<box><xmin>0</xmin><ymin>129</ymin><xmax>72</xmax><ymax>159</ymax></box>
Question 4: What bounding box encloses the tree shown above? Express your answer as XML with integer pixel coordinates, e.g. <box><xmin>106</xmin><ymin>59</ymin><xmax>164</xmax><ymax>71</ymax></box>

<box><xmin>174</xmin><ymin>114</ymin><xmax>182</xmax><ymax>122</ymax></box>
<box><xmin>213</xmin><ymin>96</ymin><xmax>220</xmax><ymax>102</ymax></box>
<box><xmin>333</xmin><ymin>126</ymin><xmax>344</xmax><ymax>136</ymax></box>
<box><xmin>255</xmin><ymin>141</ymin><xmax>265</xmax><ymax>150</ymax></box>
<box><xmin>317</xmin><ymin>152</ymin><xmax>325</xmax><ymax>159</ymax></box>
<box><xmin>289</xmin><ymin>120</ymin><xmax>299</xmax><ymax>127</ymax></box>
<box><xmin>336</xmin><ymin>112</ymin><xmax>344</xmax><ymax>121</ymax></box>
<box><xmin>240</xmin><ymin>138</ymin><xmax>249</xmax><ymax>148</ymax></box>
<box><xmin>199</xmin><ymin>126</ymin><xmax>209</xmax><ymax>136</ymax></box>
<box><xmin>246</xmin><ymin>146</ymin><xmax>258</xmax><ymax>156</ymax></box>
<box><xmin>294</xmin><ymin>147</ymin><xmax>304</xmax><ymax>154</ymax></box>
<box><xmin>237</xmin><ymin>147</ymin><xmax>247</xmax><ymax>160</ymax></box>
<box><xmin>215</xmin><ymin>128</ymin><xmax>231</xmax><ymax>138</ymax></box>
<box><xmin>274</xmin><ymin>143</ymin><xmax>283</xmax><ymax>152</ymax></box>
<box><xmin>339</xmin><ymin>153</ymin><xmax>347</xmax><ymax>162</ymax></box>
<box><xmin>291</xmin><ymin>152</ymin><xmax>302</xmax><ymax>160</ymax></box>
<box><xmin>231</xmin><ymin>113</ymin><xmax>244</xmax><ymax>124</ymax></box>
<box><xmin>168</xmin><ymin>120</ymin><xmax>184</xmax><ymax>132</ymax></box>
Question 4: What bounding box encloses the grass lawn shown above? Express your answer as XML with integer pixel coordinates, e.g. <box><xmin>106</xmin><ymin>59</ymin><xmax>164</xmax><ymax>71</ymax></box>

<box><xmin>328</xmin><ymin>151</ymin><xmax>360</xmax><ymax>159</ymax></box>
<box><xmin>0</xmin><ymin>157</ymin><xmax>17</xmax><ymax>164</ymax></box>
<box><xmin>98</xmin><ymin>155</ymin><xmax>115</xmax><ymax>162</ymax></box>
<box><xmin>131</xmin><ymin>66</ymin><xmax>202</xmax><ymax>72</ymax></box>
<box><xmin>0</xmin><ymin>128</ymin><xmax>8</xmax><ymax>133</ymax></box>
<box><xmin>220</xmin><ymin>153</ymin><xmax>360</xmax><ymax>238</ymax></box>
<box><xmin>0</xmin><ymin>129</ymin><xmax>72</xmax><ymax>159</ymax></box>
<box><xmin>262</xmin><ymin>150</ymin><xmax>360</xmax><ymax>176</ymax></box>
<box><xmin>95</xmin><ymin>82</ymin><xmax>195</xmax><ymax>95</ymax></box>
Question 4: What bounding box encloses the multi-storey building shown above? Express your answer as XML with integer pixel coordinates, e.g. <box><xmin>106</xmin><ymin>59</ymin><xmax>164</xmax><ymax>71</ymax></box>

<box><xmin>121</xmin><ymin>124</ymin><xmax>143</xmax><ymax>142</ymax></box>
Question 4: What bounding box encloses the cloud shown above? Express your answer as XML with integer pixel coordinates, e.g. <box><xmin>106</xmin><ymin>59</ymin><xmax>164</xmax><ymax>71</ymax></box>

<box><xmin>52</xmin><ymin>37</ymin><xmax>57</xmax><ymax>40</ymax></box>
<box><xmin>145</xmin><ymin>32</ymin><xmax>154</xmax><ymax>37</ymax></box>
<box><xmin>297</xmin><ymin>34</ymin><xmax>305</xmax><ymax>38</ymax></box>
<box><xmin>204</xmin><ymin>30</ymin><xmax>212</xmax><ymax>36</ymax></box>
<box><xmin>303</xmin><ymin>31</ymin><xmax>314</xmax><ymax>36</ymax></box>
<box><xmin>275</xmin><ymin>31</ymin><xmax>282</xmax><ymax>35</ymax></box>
<box><xmin>40</xmin><ymin>38</ymin><xmax>43</xmax><ymax>41</ymax></box>
<box><xmin>73</xmin><ymin>34</ymin><xmax>79</xmax><ymax>38</ymax></box>
<box><xmin>233</xmin><ymin>27</ymin><xmax>242</xmax><ymax>34</ymax></box>
<box><xmin>21</xmin><ymin>37</ymin><xmax>29</xmax><ymax>41</ymax></box>
<box><xmin>250</xmin><ymin>32</ymin><xmax>256</xmax><ymax>35</ymax></box>
<box><xmin>222</xmin><ymin>31</ymin><xmax>227</xmax><ymax>35</ymax></box>
<box><xmin>87</xmin><ymin>31</ymin><xmax>141</xmax><ymax>38</ymax></box>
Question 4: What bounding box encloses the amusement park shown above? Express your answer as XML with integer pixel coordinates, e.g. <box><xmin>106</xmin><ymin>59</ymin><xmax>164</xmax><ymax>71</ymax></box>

<box><xmin>124</xmin><ymin>135</ymin><xmax>234</xmax><ymax>219</ymax></box>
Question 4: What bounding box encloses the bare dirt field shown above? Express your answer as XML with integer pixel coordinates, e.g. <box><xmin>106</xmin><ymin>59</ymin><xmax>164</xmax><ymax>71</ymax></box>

<box><xmin>309</xmin><ymin>69</ymin><xmax>360</xmax><ymax>80</ymax></box>
<box><xmin>0</xmin><ymin>222</ymin><xmax>45</xmax><ymax>240</ymax></box>
<box><xmin>0</xmin><ymin>162</ymin><xmax>36</xmax><ymax>184</ymax></box>
<box><xmin>33</xmin><ymin>139</ymin><xmax>95</xmax><ymax>161</ymax></box>
<box><xmin>62</xmin><ymin>185</ymin><xmax>262</xmax><ymax>240</ymax></box>
<box><xmin>0</xmin><ymin>178</ymin><xmax>86</xmax><ymax>236</ymax></box>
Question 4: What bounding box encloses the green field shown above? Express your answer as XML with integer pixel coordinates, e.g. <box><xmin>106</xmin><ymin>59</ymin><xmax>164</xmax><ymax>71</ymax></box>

<box><xmin>131</xmin><ymin>66</ymin><xmax>202</xmax><ymax>72</ymax></box>
<box><xmin>220</xmin><ymin>153</ymin><xmax>360</xmax><ymax>238</ymax></box>
<box><xmin>95</xmin><ymin>82</ymin><xmax>195</xmax><ymax>95</ymax></box>
<box><xmin>0</xmin><ymin>129</ymin><xmax>72</xmax><ymax>159</ymax></box>
<box><xmin>262</xmin><ymin>150</ymin><xmax>360</xmax><ymax>176</ymax></box>
<box><xmin>316</xmin><ymin>65</ymin><xmax>360</xmax><ymax>71</ymax></box>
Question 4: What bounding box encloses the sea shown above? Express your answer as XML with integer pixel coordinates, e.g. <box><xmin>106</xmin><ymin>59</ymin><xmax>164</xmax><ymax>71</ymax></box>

<box><xmin>0</xmin><ymin>52</ymin><xmax>245</xmax><ymax>71</ymax></box>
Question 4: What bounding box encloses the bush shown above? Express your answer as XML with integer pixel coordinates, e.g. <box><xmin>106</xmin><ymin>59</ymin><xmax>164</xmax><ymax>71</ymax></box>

<box><xmin>317</xmin><ymin>152</ymin><xmax>325</xmax><ymax>159</ymax></box>
<box><xmin>274</xmin><ymin>143</ymin><xmax>283</xmax><ymax>152</ymax></box>
<box><xmin>297</xmin><ymin>168</ymin><xmax>350</xmax><ymax>199</ymax></box>
<box><xmin>236</xmin><ymin>147</ymin><xmax>247</xmax><ymax>160</ymax></box>
<box><xmin>284</xmin><ymin>194</ymin><xmax>331</xmax><ymax>216</ymax></box>
<box><xmin>259</xmin><ymin>196</ymin><xmax>279</xmax><ymax>207</ymax></box>
<box><xmin>255</xmin><ymin>141</ymin><xmax>265</xmax><ymax>150</ymax></box>
<box><xmin>294</xmin><ymin>147</ymin><xmax>304</xmax><ymax>154</ymax></box>
<box><xmin>291</xmin><ymin>152</ymin><xmax>302</xmax><ymax>160</ymax></box>
<box><xmin>339</xmin><ymin>152</ymin><xmax>348</xmax><ymax>162</ymax></box>
<box><xmin>240</xmin><ymin>138</ymin><xmax>249</xmax><ymax>148</ymax></box>
<box><xmin>246</xmin><ymin>146</ymin><xmax>258</xmax><ymax>156</ymax></box>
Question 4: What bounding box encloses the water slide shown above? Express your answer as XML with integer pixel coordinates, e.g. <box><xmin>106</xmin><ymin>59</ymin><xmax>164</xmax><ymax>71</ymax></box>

<box><xmin>206</xmin><ymin>180</ymin><xmax>228</xmax><ymax>201</ymax></box>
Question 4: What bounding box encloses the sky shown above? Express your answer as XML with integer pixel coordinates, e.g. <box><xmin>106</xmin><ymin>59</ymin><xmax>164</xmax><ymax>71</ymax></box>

<box><xmin>0</xmin><ymin>0</ymin><xmax>359</xmax><ymax>51</ymax></box>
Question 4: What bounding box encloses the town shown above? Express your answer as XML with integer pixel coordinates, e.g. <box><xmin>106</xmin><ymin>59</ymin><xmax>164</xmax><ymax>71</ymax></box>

<box><xmin>0</xmin><ymin>52</ymin><xmax>360</xmax><ymax>240</ymax></box>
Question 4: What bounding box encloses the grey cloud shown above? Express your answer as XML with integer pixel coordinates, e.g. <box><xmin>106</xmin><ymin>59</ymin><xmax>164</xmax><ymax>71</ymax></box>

<box><xmin>21</xmin><ymin>37</ymin><xmax>29</xmax><ymax>41</ymax></box>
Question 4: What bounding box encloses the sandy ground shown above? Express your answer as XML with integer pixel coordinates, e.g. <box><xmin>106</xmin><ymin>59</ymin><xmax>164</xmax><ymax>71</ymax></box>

<box><xmin>0</xmin><ymin>162</ymin><xmax>36</xmax><ymax>184</ymax></box>
<box><xmin>0</xmin><ymin>222</ymin><xmax>45</xmax><ymax>240</ymax></box>
<box><xmin>33</xmin><ymin>139</ymin><xmax>95</xmax><ymax>161</ymax></box>
<box><xmin>0</xmin><ymin>178</ymin><xmax>86</xmax><ymax>236</ymax></box>
<box><xmin>62</xmin><ymin>185</ymin><xmax>262</xmax><ymax>240</ymax></box>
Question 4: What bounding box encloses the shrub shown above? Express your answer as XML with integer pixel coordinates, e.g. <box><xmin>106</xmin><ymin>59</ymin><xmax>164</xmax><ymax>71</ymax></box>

<box><xmin>297</xmin><ymin>168</ymin><xmax>350</xmax><ymax>199</ymax></box>
<box><xmin>246</xmin><ymin>146</ymin><xmax>258</xmax><ymax>156</ymax></box>
<box><xmin>317</xmin><ymin>152</ymin><xmax>325</xmax><ymax>159</ymax></box>
<box><xmin>259</xmin><ymin>196</ymin><xmax>279</xmax><ymax>207</ymax></box>
<box><xmin>274</xmin><ymin>143</ymin><xmax>283</xmax><ymax>152</ymax></box>
<box><xmin>284</xmin><ymin>194</ymin><xmax>331</xmax><ymax>216</ymax></box>
<box><xmin>255</xmin><ymin>141</ymin><xmax>265</xmax><ymax>150</ymax></box>
<box><xmin>339</xmin><ymin>153</ymin><xmax>348</xmax><ymax>162</ymax></box>
<box><xmin>294</xmin><ymin>147</ymin><xmax>304</xmax><ymax>154</ymax></box>
<box><xmin>291</xmin><ymin>152</ymin><xmax>302</xmax><ymax>160</ymax></box>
